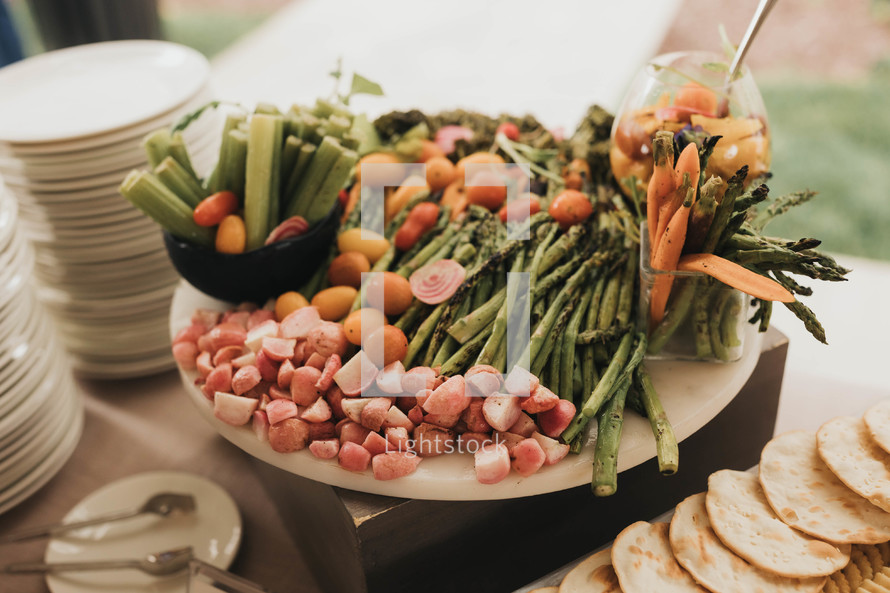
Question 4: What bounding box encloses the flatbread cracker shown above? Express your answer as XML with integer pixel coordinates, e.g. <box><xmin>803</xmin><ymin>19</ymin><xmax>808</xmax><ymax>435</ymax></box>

<box><xmin>670</xmin><ymin>492</ymin><xmax>826</xmax><ymax>593</ymax></box>
<box><xmin>864</xmin><ymin>400</ymin><xmax>890</xmax><ymax>456</ymax></box>
<box><xmin>559</xmin><ymin>548</ymin><xmax>621</xmax><ymax>593</ymax></box>
<box><xmin>706</xmin><ymin>470</ymin><xmax>850</xmax><ymax>578</ymax></box>
<box><xmin>612</xmin><ymin>521</ymin><xmax>706</xmax><ymax>593</ymax></box>
<box><xmin>817</xmin><ymin>416</ymin><xmax>890</xmax><ymax>513</ymax></box>
<box><xmin>760</xmin><ymin>431</ymin><xmax>890</xmax><ymax>544</ymax></box>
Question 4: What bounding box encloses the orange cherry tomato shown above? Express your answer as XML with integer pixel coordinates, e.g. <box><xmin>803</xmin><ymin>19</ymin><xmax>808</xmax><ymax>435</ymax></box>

<box><xmin>466</xmin><ymin>170</ymin><xmax>507</xmax><ymax>211</ymax></box>
<box><xmin>548</xmin><ymin>189</ymin><xmax>593</xmax><ymax>228</ymax></box>
<box><xmin>194</xmin><ymin>191</ymin><xmax>238</xmax><ymax>227</ymax></box>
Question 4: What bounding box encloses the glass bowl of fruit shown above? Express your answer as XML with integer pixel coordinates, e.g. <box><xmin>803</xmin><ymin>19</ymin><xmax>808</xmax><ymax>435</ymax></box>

<box><xmin>610</xmin><ymin>50</ymin><xmax>770</xmax><ymax>196</ymax></box>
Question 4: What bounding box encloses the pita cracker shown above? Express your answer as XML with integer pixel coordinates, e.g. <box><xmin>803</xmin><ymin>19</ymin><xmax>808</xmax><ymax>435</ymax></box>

<box><xmin>559</xmin><ymin>548</ymin><xmax>621</xmax><ymax>593</ymax></box>
<box><xmin>529</xmin><ymin>588</ymin><xmax>559</xmax><ymax>593</ymax></box>
<box><xmin>760</xmin><ymin>430</ymin><xmax>890</xmax><ymax>544</ymax></box>
<box><xmin>817</xmin><ymin>416</ymin><xmax>890</xmax><ymax>513</ymax></box>
<box><xmin>670</xmin><ymin>492</ymin><xmax>826</xmax><ymax>593</ymax></box>
<box><xmin>706</xmin><ymin>470</ymin><xmax>850</xmax><ymax>578</ymax></box>
<box><xmin>611</xmin><ymin>521</ymin><xmax>706</xmax><ymax>593</ymax></box>
<box><xmin>864</xmin><ymin>400</ymin><xmax>890</xmax><ymax>455</ymax></box>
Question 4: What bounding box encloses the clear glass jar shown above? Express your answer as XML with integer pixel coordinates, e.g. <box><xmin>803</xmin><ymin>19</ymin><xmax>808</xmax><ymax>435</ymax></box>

<box><xmin>640</xmin><ymin>224</ymin><xmax>748</xmax><ymax>362</ymax></box>
<box><xmin>611</xmin><ymin>50</ymin><xmax>770</xmax><ymax>197</ymax></box>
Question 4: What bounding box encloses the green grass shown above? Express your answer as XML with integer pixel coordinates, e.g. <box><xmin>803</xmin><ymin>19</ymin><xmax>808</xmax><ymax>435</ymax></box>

<box><xmin>160</xmin><ymin>11</ymin><xmax>272</xmax><ymax>59</ymax></box>
<box><xmin>757</xmin><ymin>69</ymin><xmax>890</xmax><ymax>260</ymax></box>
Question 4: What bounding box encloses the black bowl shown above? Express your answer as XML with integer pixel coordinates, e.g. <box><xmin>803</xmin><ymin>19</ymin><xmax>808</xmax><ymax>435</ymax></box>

<box><xmin>164</xmin><ymin>204</ymin><xmax>340</xmax><ymax>304</ymax></box>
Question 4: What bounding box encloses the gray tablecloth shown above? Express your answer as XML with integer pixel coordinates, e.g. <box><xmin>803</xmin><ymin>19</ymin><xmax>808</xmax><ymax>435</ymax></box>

<box><xmin>0</xmin><ymin>370</ymin><xmax>322</xmax><ymax>593</ymax></box>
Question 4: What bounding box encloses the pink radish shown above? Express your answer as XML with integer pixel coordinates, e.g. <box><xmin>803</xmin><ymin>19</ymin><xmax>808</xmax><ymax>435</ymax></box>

<box><xmin>375</xmin><ymin>361</ymin><xmax>406</xmax><ymax>394</ymax></box>
<box><xmin>232</xmin><ymin>365</ymin><xmax>262</xmax><ymax>395</ymax></box>
<box><xmin>474</xmin><ymin>443</ymin><xmax>511</xmax><ymax>484</ymax></box>
<box><xmin>362</xmin><ymin>431</ymin><xmax>390</xmax><ymax>456</ymax></box>
<box><xmin>278</xmin><ymin>306</ymin><xmax>321</xmax><ymax>339</ymax></box>
<box><xmin>269</xmin><ymin>418</ymin><xmax>309</xmax><ymax>453</ymax></box>
<box><xmin>435</xmin><ymin>125</ymin><xmax>474</xmax><ymax>154</ymax></box>
<box><xmin>172</xmin><ymin>341</ymin><xmax>198</xmax><ymax>370</ymax></box>
<box><xmin>301</xmin><ymin>397</ymin><xmax>332</xmax><ymax>423</ymax></box>
<box><xmin>413</xmin><ymin>423</ymin><xmax>455</xmax><ymax>457</ymax></box>
<box><xmin>537</xmin><ymin>399</ymin><xmax>576</xmax><ymax>438</ymax></box>
<box><xmin>214</xmin><ymin>391</ymin><xmax>258</xmax><ymax>426</ymax></box>
<box><xmin>482</xmin><ymin>393</ymin><xmax>522</xmax><ymax>432</ymax></box>
<box><xmin>372</xmin><ymin>452</ymin><xmax>422</xmax><ymax>480</ymax></box>
<box><xmin>338</xmin><ymin>441</ymin><xmax>372</xmax><ymax>472</ymax></box>
<box><xmin>308</xmin><ymin>421</ymin><xmax>336</xmax><ymax>441</ymax></box>
<box><xmin>266</xmin><ymin>399</ymin><xmax>299</xmax><ymax>425</ymax></box>
<box><xmin>290</xmin><ymin>366</ymin><xmax>323</xmax><ymax>405</ymax></box>
<box><xmin>277</xmin><ymin>359</ymin><xmax>295</xmax><ymax>389</ymax></box>
<box><xmin>245</xmin><ymin>319</ymin><xmax>279</xmax><ymax>352</ymax></box>
<box><xmin>422</xmin><ymin>375</ymin><xmax>469</xmax><ymax>416</ymax></box>
<box><xmin>333</xmin><ymin>350</ymin><xmax>378</xmax><ymax>396</ymax></box>
<box><xmin>520</xmin><ymin>384</ymin><xmax>559</xmax><ymax>414</ymax></box>
<box><xmin>261</xmin><ymin>337</ymin><xmax>296</xmax><ymax>362</ymax></box>
<box><xmin>504</xmin><ymin>365</ymin><xmax>539</xmax><ymax>397</ymax></box>
<box><xmin>315</xmin><ymin>354</ymin><xmax>341</xmax><ymax>392</ymax></box>
<box><xmin>309</xmin><ymin>439</ymin><xmax>340</xmax><ymax>460</ymax></box>
<box><xmin>531</xmin><ymin>432</ymin><xmax>569</xmax><ymax>465</ymax></box>
<box><xmin>511</xmin><ymin>438</ymin><xmax>546</xmax><ymax>477</ymax></box>
<box><xmin>252</xmin><ymin>410</ymin><xmax>270</xmax><ymax>442</ymax></box>
<box><xmin>307</xmin><ymin>322</ymin><xmax>349</xmax><ymax>358</ymax></box>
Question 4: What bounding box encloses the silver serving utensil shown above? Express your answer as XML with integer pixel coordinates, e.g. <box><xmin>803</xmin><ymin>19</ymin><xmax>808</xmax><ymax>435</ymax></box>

<box><xmin>0</xmin><ymin>493</ymin><xmax>196</xmax><ymax>544</ymax></box>
<box><xmin>727</xmin><ymin>0</ymin><xmax>780</xmax><ymax>82</ymax></box>
<box><xmin>1</xmin><ymin>546</ymin><xmax>194</xmax><ymax>576</ymax></box>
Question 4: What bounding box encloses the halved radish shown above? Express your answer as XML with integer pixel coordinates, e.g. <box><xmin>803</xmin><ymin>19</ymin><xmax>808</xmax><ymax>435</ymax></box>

<box><xmin>409</xmin><ymin>259</ymin><xmax>466</xmax><ymax>305</ymax></box>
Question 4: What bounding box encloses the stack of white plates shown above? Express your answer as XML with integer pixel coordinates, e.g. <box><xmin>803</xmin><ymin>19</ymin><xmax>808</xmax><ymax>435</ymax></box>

<box><xmin>0</xmin><ymin>188</ymin><xmax>83</xmax><ymax>514</ymax></box>
<box><xmin>0</xmin><ymin>41</ymin><xmax>219</xmax><ymax>379</ymax></box>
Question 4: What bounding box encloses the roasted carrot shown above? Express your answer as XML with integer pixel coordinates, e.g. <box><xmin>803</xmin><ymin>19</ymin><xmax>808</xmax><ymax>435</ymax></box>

<box><xmin>649</xmin><ymin>186</ymin><xmax>695</xmax><ymax>326</ymax></box>
<box><xmin>341</xmin><ymin>183</ymin><xmax>361</xmax><ymax>223</ymax></box>
<box><xmin>647</xmin><ymin>131</ymin><xmax>675</xmax><ymax>251</ymax></box>
<box><xmin>677</xmin><ymin>253</ymin><xmax>796</xmax><ymax>302</ymax></box>
<box><xmin>654</xmin><ymin>173</ymin><xmax>691</xmax><ymax>253</ymax></box>
<box><xmin>674</xmin><ymin>142</ymin><xmax>700</xmax><ymax>198</ymax></box>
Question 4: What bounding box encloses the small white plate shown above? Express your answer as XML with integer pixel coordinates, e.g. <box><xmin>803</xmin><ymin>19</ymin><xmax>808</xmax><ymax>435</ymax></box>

<box><xmin>0</xmin><ymin>41</ymin><xmax>209</xmax><ymax>144</ymax></box>
<box><xmin>44</xmin><ymin>471</ymin><xmax>241</xmax><ymax>593</ymax></box>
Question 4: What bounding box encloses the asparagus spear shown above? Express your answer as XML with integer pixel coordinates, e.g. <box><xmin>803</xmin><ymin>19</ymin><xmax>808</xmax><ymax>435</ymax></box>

<box><xmin>560</xmin><ymin>289</ymin><xmax>593</xmax><ymax>402</ymax></box>
<box><xmin>701</xmin><ymin>165</ymin><xmax>748</xmax><ymax>254</ymax></box>
<box><xmin>592</xmin><ymin>375</ymin><xmax>630</xmax><ymax>496</ymax></box>
<box><xmin>634</xmin><ymin>365</ymin><xmax>678</xmax><ymax>475</ymax></box>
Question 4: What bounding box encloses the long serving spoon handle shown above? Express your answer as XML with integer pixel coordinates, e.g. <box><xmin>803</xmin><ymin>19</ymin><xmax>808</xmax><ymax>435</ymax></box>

<box><xmin>2</xmin><ymin>559</ymin><xmax>140</xmax><ymax>574</ymax></box>
<box><xmin>728</xmin><ymin>0</ymin><xmax>780</xmax><ymax>81</ymax></box>
<box><xmin>0</xmin><ymin>509</ymin><xmax>141</xmax><ymax>544</ymax></box>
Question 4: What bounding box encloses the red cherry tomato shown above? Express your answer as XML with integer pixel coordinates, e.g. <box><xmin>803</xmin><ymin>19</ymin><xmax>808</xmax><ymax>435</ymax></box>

<box><xmin>194</xmin><ymin>191</ymin><xmax>239</xmax><ymax>227</ymax></box>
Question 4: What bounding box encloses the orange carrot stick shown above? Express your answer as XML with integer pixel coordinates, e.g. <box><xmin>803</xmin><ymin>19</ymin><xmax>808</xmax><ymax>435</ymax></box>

<box><xmin>649</xmin><ymin>187</ymin><xmax>695</xmax><ymax>327</ymax></box>
<box><xmin>677</xmin><ymin>253</ymin><xmax>796</xmax><ymax>302</ymax></box>
<box><xmin>654</xmin><ymin>174</ymin><xmax>692</xmax><ymax>255</ymax></box>
<box><xmin>647</xmin><ymin>131</ymin><xmax>675</xmax><ymax>251</ymax></box>
<box><xmin>674</xmin><ymin>142</ymin><xmax>700</xmax><ymax>196</ymax></box>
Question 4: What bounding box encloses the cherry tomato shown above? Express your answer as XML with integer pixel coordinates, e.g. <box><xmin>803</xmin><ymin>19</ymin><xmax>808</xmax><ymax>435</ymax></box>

<box><xmin>548</xmin><ymin>189</ymin><xmax>593</xmax><ymax>228</ymax></box>
<box><xmin>194</xmin><ymin>191</ymin><xmax>238</xmax><ymax>227</ymax></box>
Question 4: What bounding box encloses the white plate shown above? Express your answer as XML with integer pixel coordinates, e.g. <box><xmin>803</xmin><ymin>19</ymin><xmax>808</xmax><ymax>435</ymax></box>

<box><xmin>170</xmin><ymin>281</ymin><xmax>763</xmax><ymax>501</ymax></box>
<box><xmin>0</xmin><ymin>385</ymin><xmax>82</xmax><ymax>515</ymax></box>
<box><xmin>0</xmin><ymin>379</ymin><xmax>75</xmax><ymax>483</ymax></box>
<box><xmin>0</xmin><ymin>41</ymin><xmax>209</xmax><ymax>144</ymax></box>
<box><xmin>0</xmin><ymin>352</ymin><xmax>68</xmax><ymax>448</ymax></box>
<box><xmin>44</xmin><ymin>471</ymin><xmax>240</xmax><ymax>593</ymax></box>
<box><xmin>0</xmin><ymin>85</ymin><xmax>215</xmax><ymax>157</ymax></box>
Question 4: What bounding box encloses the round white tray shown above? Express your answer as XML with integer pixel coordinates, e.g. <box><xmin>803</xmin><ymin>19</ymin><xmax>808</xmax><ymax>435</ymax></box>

<box><xmin>170</xmin><ymin>281</ymin><xmax>762</xmax><ymax>501</ymax></box>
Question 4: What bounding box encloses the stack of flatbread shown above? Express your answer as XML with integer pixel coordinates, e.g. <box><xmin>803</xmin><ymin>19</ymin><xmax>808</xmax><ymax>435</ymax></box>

<box><xmin>529</xmin><ymin>400</ymin><xmax>890</xmax><ymax>593</ymax></box>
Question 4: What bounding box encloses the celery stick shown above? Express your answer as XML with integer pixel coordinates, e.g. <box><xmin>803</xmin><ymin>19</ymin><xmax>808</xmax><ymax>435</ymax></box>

<box><xmin>244</xmin><ymin>114</ymin><xmax>284</xmax><ymax>250</ymax></box>
<box><xmin>224</xmin><ymin>129</ymin><xmax>248</xmax><ymax>200</ymax></box>
<box><xmin>299</xmin><ymin>114</ymin><xmax>321</xmax><ymax>142</ymax></box>
<box><xmin>209</xmin><ymin>113</ymin><xmax>246</xmax><ymax>193</ymax></box>
<box><xmin>155</xmin><ymin>156</ymin><xmax>207</xmax><ymax>208</ymax></box>
<box><xmin>283</xmin><ymin>142</ymin><xmax>316</xmax><ymax>206</ymax></box>
<box><xmin>341</xmin><ymin>134</ymin><xmax>360</xmax><ymax>151</ymax></box>
<box><xmin>142</xmin><ymin>129</ymin><xmax>171</xmax><ymax>169</ymax></box>
<box><xmin>312</xmin><ymin>98</ymin><xmax>335</xmax><ymax>118</ymax></box>
<box><xmin>326</xmin><ymin>115</ymin><xmax>351</xmax><ymax>139</ymax></box>
<box><xmin>119</xmin><ymin>170</ymin><xmax>214</xmax><ymax>247</ymax></box>
<box><xmin>285</xmin><ymin>136</ymin><xmax>343</xmax><ymax>219</ymax></box>
<box><xmin>169</xmin><ymin>131</ymin><xmax>198</xmax><ymax>180</ymax></box>
<box><xmin>306</xmin><ymin>149</ymin><xmax>357</xmax><ymax>224</ymax></box>
<box><xmin>254</xmin><ymin>102</ymin><xmax>281</xmax><ymax>115</ymax></box>
<box><xmin>280</xmin><ymin>135</ymin><xmax>303</xmax><ymax>189</ymax></box>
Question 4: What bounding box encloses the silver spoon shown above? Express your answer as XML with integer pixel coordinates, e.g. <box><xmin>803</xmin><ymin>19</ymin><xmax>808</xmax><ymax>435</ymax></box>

<box><xmin>1</xmin><ymin>546</ymin><xmax>194</xmax><ymax>576</ymax></box>
<box><xmin>0</xmin><ymin>493</ymin><xmax>196</xmax><ymax>544</ymax></box>
<box><xmin>727</xmin><ymin>0</ymin><xmax>780</xmax><ymax>82</ymax></box>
